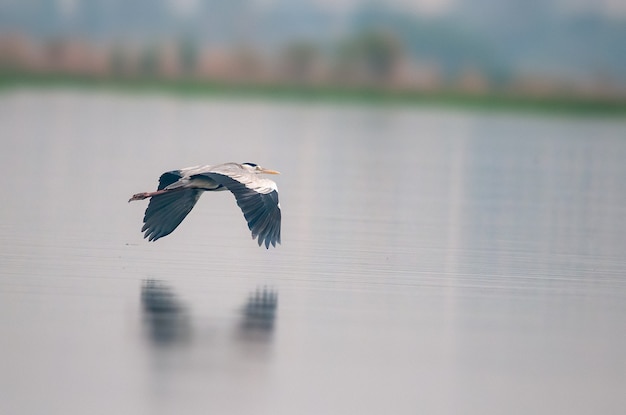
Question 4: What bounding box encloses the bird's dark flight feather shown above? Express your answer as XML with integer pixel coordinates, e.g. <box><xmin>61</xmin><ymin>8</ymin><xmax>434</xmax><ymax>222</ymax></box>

<box><xmin>142</xmin><ymin>188</ymin><xmax>202</xmax><ymax>241</ymax></box>
<box><xmin>195</xmin><ymin>172</ymin><xmax>281</xmax><ymax>248</ymax></box>
<box><xmin>157</xmin><ymin>170</ymin><xmax>183</xmax><ymax>190</ymax></box>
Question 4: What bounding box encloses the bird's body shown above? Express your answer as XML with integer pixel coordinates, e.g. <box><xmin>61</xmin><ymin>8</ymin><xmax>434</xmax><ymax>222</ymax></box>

<box><xmin>129</xmin><ymin>162</ymin><xmax>281</xmax><ymax>248</ymax></box>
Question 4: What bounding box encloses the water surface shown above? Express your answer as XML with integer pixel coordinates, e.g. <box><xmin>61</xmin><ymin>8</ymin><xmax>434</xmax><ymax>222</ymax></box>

<box><xmin>1</xmin><ymin>90</ymin><xmax>625</xmax><ymax>414</ymax></box>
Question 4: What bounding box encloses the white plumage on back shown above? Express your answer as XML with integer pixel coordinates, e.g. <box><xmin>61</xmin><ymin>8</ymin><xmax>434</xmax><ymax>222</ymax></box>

<box><xmin>184</xmin><ymin>163</ymin><xmax>278</xmax><ymax>194</ymax></box>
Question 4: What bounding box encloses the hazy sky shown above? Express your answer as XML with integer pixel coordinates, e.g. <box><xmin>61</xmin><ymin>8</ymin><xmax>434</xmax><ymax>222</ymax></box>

<box><xmin>48</xmin><ymin>0</ymin><xmax>626</xmax><ymax>19</ymax></box>
<box><xmin>252</xmin><ymin>0</ymin><xmax>626</xmax><ymax>16</ymax></box>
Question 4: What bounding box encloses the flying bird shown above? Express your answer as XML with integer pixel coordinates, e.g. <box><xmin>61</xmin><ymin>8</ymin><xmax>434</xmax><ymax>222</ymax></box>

<box><xmin>129</xmin><ymin>162</ymin><xmax>281</xmax><ymax>248</ymax></box>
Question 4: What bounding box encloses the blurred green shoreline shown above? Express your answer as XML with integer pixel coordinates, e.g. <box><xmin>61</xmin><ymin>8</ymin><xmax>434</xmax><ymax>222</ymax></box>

<box><xmin>1</xmin><ymin>72</ymin><xmax>624</xmax><ymax>117</ymax></box>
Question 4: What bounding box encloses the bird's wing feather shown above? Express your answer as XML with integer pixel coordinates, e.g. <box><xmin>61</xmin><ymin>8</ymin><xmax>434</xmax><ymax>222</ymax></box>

<box><xmin>157</xmin><ymin>170</ymin><xmax>183</xmax><ymax>190</ymax></box>
<box><xmin>142</xmin><ymin>189</ymin><xmax>202</xmax><ymax>241</ymax></box>
<box><xmin>194</xmin><ymin>172</ymin><xmax>281</xmax><ymax>248</ymax></box>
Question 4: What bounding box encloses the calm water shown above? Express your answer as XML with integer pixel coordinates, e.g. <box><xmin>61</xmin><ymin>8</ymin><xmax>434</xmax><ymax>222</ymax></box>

<box><xmin>1</xmin><ymin>89</ymin><xmax>625</xmax><ymax>414</ymax></box>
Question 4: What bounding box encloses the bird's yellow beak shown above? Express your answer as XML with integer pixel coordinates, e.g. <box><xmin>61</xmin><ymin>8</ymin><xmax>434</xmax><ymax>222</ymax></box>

<box><xmin>261</xmin><ymin>168</ymin><xmax>280</xmax><ymax>175</ymax></box>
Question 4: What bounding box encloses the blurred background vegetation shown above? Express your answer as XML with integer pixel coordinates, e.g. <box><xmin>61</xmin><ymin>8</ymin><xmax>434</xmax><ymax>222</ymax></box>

<box><xmin>0</xmin><ymin>0</ymin><xmax>624</xmax><ymax>113</ymax></box>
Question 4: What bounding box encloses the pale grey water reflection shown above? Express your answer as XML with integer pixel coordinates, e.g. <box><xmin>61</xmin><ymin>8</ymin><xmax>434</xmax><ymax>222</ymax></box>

<box><xmin>1</xmin><ymin>89</ymin><xmax>626</xmax><ymax>414</ymax></box>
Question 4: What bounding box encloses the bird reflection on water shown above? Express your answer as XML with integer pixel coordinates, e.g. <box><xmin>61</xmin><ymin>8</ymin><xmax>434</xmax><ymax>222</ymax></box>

<box><xmin>237</xmin><ymin>287</ymin><xmax>278</xmax><ymax>346</ymax></box>
<box><xmin>141</xmin><ymin>279</ymin><xmax>191</xmax><ymax>346</ymax></box>
<box><xmin>140</xmin><ymin>279</ymin><xmax>278</xmax><ymax>348</ymax></box>
<box><xmin>140</xmin><ymin>282</ymin><xmax>279</xmax><ymax>409</ymax></box>
<box><xmin>241</xmin><ymin>287</ymin><xmax>278</xmax><ymax>331</ymax></box>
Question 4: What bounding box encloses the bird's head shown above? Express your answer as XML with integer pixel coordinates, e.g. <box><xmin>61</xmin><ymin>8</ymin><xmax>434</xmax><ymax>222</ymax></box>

<box><xmin>242</xmin><ymin>162</ymin><xmax>280</xmax><ymax>175</ymax></box>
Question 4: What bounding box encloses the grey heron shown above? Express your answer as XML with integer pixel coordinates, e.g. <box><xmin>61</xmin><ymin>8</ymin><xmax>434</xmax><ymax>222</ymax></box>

<box><xmin>129</xmin><ymin>162</ymin><xmax>281</xmax><ymax>248</ymax></box>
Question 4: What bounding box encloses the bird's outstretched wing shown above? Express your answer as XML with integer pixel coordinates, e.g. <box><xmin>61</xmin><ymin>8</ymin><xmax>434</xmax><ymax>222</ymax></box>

<box><xmin>195</xmin><ymin>172</ymin><xmax>281</xmax><ymax>248</ymax></box>
<box><xmin>142</xmin><ymin>189</ymin><xmax>202</xmax><ymax>241</ymax></box>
